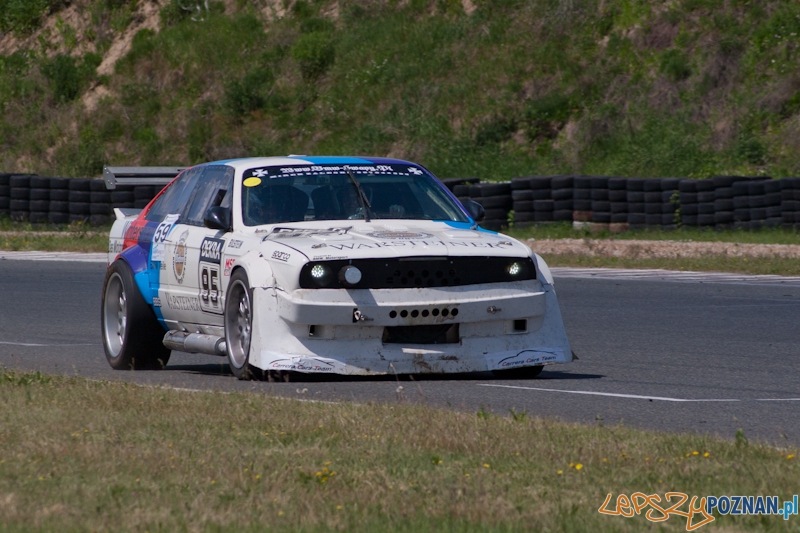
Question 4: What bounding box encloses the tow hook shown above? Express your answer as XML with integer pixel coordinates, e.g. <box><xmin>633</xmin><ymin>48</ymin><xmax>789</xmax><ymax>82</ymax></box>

<box><xmin>353</xmin><ymin>309</ymin><xmax>373</xmax><ymax>322</ymax></box>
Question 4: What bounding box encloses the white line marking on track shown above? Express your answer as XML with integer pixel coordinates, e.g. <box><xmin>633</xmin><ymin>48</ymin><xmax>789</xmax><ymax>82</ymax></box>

<box><xmin>479</xmin><ymin>384</ymin><xmax>743</xmax><ymax>402</ymax></box>
<box><xmin>0</xmin><ymin>341</ymin><xmax>99</xmax><ymax>347</ymax></box>
<box><xmin>551</xmin><ymin>267</ymin><xmax>800</xmax><ymax>287</ymax></box>
<box><xmin>0</xmin><ymin>251</ymin><xmax>107</xmax><ymax>263</ymax></box>
<box><xmin>481</xmin><ymin>384</ymin><xmax>800</xmax><ymax>402</ymax></box>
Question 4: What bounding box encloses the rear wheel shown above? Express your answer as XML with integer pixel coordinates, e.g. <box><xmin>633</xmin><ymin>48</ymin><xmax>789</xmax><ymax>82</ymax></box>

<box><xmin>101</xmin><ymin>260</ymin><xmax>170</xmax><ymax>370</ymax></box>
<box><xmin>491</xmin><ymin>365</ymin><xmax>544</xmax><ymax>379</ymax></box>
<box><xmin>225</xmin><ymin>270</ymin><xmax>256</xmax><ymax>380</ymax></box>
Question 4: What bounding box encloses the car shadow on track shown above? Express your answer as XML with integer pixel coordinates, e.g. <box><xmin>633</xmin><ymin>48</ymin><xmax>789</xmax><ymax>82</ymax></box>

<box><xmin>163</xmin><ymin>364</ymin><xmax>604</xmax><ymax>383</ymax></box>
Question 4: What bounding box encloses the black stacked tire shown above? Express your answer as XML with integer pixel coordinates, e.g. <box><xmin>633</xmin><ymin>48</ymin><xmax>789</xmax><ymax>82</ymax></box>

<box><xmin>47</xmin><ymin>178</ymin><xmax>70</xmax><ymax>224</ymax></box>
<box><xmin>551</xmin><ymin>175</ymin><xmax>573</xmax><ymax>221</ymax></box>
<box><xmin>0</xmin><ymin>174</ymin><xmax>11</xmax><ymax>217</ymax></box>
<box><xmin>607</xmin><ymin>177</ymin><xmax>628</xmax><ymax>225</ymax></box>
<box><xmin>9</xmin><ymin>175</ymin><xmax>32</xmax><ymax>222</ymax></box>
<box><xmin>68</xmin><ymin>178</ymin><xmax>91</xmax><ymax>223</ymax></box>
<box><xmin>572</xmin><ymin>176</ymin><xmax>592</xmax><ymax>222</ymax></box>
<box><xmin>678</xmin><ymin>180</ymin><xmax>698</xmax><ymax>226</ymax></box>
<box><xmin>590</xmin><ymin>176</ymin><xmax>610</xmax><ymax>224</ymax></box>
<box><xmin>27</xmin><ymin>176</ymin><xmax>50</xmax><ymax>224</ymax></box>
<box><xmin>781</xmin><ymin>178</ymin><xmax>800</xmax><ymax>228</ymax></box>
<box><xmin>764</xmin><ymin>180</ymin><xmax>782</xmax><ymax>228</ymax></box>
<box><xmin>626</xmin><ymin>178</ymin><xmax>646</xmax><ymax>228</ymax></box>
<box><xmin>511</xmin><ymin>177</ymin><xmax>535</xmax><ymax>227</ymax></box>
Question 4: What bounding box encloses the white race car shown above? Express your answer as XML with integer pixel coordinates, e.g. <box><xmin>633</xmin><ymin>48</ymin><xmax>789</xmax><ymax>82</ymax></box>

<box><xmin>101</xmin><ymin>157</ymin><xmax>572</xmax><ymax>379</ymax></box>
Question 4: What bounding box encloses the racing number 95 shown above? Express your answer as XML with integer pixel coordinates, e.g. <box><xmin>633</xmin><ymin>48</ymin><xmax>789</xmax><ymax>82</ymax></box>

<box><xmin>199</xmin><ymin>263</ymin><xmax>222</xmax><ymax>313</ymax></box>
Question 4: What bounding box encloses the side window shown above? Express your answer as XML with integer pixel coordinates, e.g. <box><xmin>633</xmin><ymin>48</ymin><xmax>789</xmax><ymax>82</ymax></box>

<box><xmin>145</xmin><ymin>167</ymin><xmax>203</xmax><ymax>222</ymax></box>
<box><xmin>182</xmin><ymin>166</ymin><xmax>234</xmax><ymax>226</ymax></box>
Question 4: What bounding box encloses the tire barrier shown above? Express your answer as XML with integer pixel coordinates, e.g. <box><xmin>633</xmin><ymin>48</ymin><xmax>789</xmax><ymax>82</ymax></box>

<box><xmin>0</xmin><ymin>175</ymin><xmax>162</xmax><ymax>225</ymax></box>
<box><xmin>439</xmin><ymin>174</ymin><xmax>800</xmax><ymax>231</ymax></box>
<box><xmin>2</xmin><ymin>173</ymin><xmax>800</xmax><ymax>229</ymax></box>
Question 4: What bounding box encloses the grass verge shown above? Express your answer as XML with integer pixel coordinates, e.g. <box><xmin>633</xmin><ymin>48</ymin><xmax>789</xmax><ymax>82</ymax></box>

<box><xmin>0</xmin><ymin>370</ymin><xmax>797</xmax><ymax>532</ymax></box>
<box><xmin>507</xmin><ymin>223</ymin><xmax>800</xmax><ymax>245</ymax></box>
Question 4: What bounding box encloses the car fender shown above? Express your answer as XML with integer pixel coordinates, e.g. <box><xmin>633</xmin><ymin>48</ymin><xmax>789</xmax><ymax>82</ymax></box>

<box><xmin>533</xmin><ymin>252</ymin><xmax>554</xmax><ymax>286</ymax></box>
<box><xmin>229</xmin><ymin>250</ymin><xmax>276</xmax><ymax>289</ymax></box>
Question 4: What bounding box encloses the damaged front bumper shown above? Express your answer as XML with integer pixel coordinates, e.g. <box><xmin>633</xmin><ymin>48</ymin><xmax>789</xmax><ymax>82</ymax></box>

<box><xmin>247</xmin><ymin>279</ymin><xmax>573</xmax><ymax>375</ymax></box>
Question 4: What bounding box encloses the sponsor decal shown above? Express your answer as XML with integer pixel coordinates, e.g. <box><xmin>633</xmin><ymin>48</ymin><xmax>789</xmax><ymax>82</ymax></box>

<box><xmin>262</xmin><ymin>226</ymin><xmax>352</xmax><ymax>239</ymax></box>
<box><xmin>408</xmin><ymin>167</ymin><xmax>423</xmax><ymax>175</ymax></box>
<box><xmin>108</xmin><ymin>240</ymin><xmax>123</xmax><ymax>255</ymax></box>
<box><xmin>228</xmin><ymin>239</ymin><xmax>243</xmax><ymax>249</ymax></box>
<box><xmin>224</xmin><ymin>258</ymin><xmax>235</xmax><ymax>276</ymax></box>
<box><xmin>269</xmin><ymin>358</ymin><xmax>336</xmax><ymax>373</ymax></box>
<box><xmin>311</xmin><ymin>243</ymin><xmax>326</xmax><ymax>248</ymax></box>
<box><xmin>252</xmin><ymin>168</ymin><xmax>269</xmax><ymax>178</ymax></box>
<box><xmin>243</xmin><ymin>177</ymin><xmax>262</xmax><ymax>187</ymax></box>
<box><xmin>496</xmin><ymin>351</ymin><xmax>561</xmax><ymax>368</ymax></box>
<box><xmin>167</xmin><ymin>294</ymin><xmax>201</xmax><ymax>311</ymax></box>
<box><xmin>172</xmin><ymin>230</ymin><xmax>189</xmax><ymax>284</ymax></box>
<box><xmin>152</xmin><ymin>297</ymin><xmax>162</xmax><ymax>307</ymax></box>
<box><xmin>367</xmin><ymin>231</ymin><xmax>433</xmax><ymax>240</ymax></box>
<box><xmin>485</xmin><ymin>348</ymin><xmax>565</xmax><ymax>370</ymax></box>
<box><xmin>151</xmin><ymin>214</ymin><xmax>180</xmax><ymax>261</ymax></box>
<box><xmin>311</xmin><ymin>255</ymin><xmax>348</xmax><ymax>261</ymax></box>
<box><xmin>200</xmin><ymin>237</ymin><xmax>225</xmax><ymax>264</ymax></box>
<box><xmin>326</xmin><ymin>239</ymin><xmax>512</xmax><ymax>251</ymax></box>
<box><xmin>271</xmin><ymin>250</ymin><xmax>291</xmax><ymax>262</ymax></box>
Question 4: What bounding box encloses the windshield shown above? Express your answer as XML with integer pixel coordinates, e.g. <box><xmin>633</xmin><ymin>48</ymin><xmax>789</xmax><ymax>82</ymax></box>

<box><xmin>240</xmin><ymin>164</ymin><xmax>469</xmax><ymax>226</ymax></box>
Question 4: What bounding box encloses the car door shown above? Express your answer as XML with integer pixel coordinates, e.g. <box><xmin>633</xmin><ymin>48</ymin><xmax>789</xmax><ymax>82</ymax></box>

<box><xmin>161</xmin><ymin>165</ymin><xmax>234</xmax><ymax>329</ymax></box>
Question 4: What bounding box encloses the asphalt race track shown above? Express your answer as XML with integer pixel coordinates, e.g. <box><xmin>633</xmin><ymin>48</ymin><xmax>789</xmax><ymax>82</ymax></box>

<box><xmin>2</xmin><ymin>256</ymin><xmax>800</xmax><ymax>446</ymax></box>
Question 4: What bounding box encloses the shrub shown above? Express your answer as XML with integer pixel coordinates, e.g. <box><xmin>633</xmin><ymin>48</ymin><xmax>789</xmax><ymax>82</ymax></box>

<box><xmin>40</xmin><ymin>53</ymin><xmax>99</xmax><ymax>104</ymax></box>
<box><xmin>660</xmin><ymin>49</ymin><xmax>692</xmax><ymax>81</ymax></box>
<box><xmin>223</xmin><ymin>67</ymin><xmax>274</xmax><ymax>118</ymax></box>
<box><xmin>475</xmin><ymin>115</ymin><xmax>517</xmax><ymax>146</ymax></box>
<box><xmin>0</xmin><ymin>0</ymin><xmax>66</xmax><ymax>34</ymax></box>
<box><xmin>290</xmin><ymin>32</ymin><xmax>336</xmax><ymax>81</ymax></box>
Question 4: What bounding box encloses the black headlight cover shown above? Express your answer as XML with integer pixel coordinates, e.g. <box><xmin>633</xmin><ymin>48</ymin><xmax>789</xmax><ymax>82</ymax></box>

<box><xmin>299</xmin><ymin>256</ymin><xmax>536</xmax><ymax>289</ymax></box>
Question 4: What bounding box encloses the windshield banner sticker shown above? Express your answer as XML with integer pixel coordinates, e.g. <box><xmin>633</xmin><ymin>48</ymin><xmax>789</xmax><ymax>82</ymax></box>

<box><xmin>261</xmin><ymin>227</ymin><xmax>352</xmax><ymax>239</ymax></box>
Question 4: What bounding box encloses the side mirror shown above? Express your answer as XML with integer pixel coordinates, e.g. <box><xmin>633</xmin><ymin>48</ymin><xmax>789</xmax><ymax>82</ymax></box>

<box><xmin>204</xmin><ymin>206</ymin><xmax>232</xmax><ymax>232</ymax></box>
<box><xmin>463</xmin><ymin>200</ymin><xmax>485</xmax><ymax>222</ymax></box>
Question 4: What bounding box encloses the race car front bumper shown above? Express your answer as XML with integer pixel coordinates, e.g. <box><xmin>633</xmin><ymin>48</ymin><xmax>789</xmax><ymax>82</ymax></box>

<box><xmin>248</xmin><ymin>280</ymin><xmax>573</xmax><ymax>375</ymax></box>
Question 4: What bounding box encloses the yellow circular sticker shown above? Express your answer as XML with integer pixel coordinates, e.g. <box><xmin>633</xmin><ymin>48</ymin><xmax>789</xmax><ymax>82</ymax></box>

<box><xmin>243</xmin><ymin>177</ymin><xmax>262</xmax><ymax>187</ymax></box>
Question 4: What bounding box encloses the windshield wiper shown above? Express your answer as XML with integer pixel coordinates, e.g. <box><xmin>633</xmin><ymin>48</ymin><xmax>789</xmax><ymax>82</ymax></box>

<box><xmin>346</xmin><ymin>169</ymin><xmax>373</xmax><ymax>222</ymax></box>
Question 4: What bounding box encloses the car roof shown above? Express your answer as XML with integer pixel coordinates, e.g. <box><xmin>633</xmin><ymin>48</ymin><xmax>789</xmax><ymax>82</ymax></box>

<box><xmin>198</xmin><ymin>156</ymin><xmax>420</xmax><ymax>172</ymax></box>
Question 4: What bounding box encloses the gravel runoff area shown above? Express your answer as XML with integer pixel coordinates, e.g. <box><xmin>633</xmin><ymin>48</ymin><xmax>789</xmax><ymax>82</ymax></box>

<box><xmin>527</xmin><ymin>238</ymin><xmax>800</xmax><ymax>259</ymax></box>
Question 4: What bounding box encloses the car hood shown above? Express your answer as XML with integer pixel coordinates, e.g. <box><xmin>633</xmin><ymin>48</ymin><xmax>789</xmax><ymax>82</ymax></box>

<box><xmin>254</xmin><ymin>221</ymin><xmax>532</xmax><ymax>261</ymax></box>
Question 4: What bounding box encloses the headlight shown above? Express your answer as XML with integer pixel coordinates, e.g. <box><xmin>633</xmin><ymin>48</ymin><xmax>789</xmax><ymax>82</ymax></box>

<box><xmin>507</xmin><ymin>261</ymin><xmax>523</xmax><ymax>276</ymax></box>
<box><xmin>338</xmin><ymin>265</ymin><xmax>362</xmax><ymax>287</ymax></box>
<box><xmin>310</xmin><ymin>264</ymin><xmax>328</xmax><ymax>279</ymax></box>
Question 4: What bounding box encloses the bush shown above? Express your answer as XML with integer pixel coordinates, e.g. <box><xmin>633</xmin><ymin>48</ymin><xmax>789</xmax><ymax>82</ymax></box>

<box><xmin>475</xmin><ymin>115</ymin><xmax>517</xmax><ymax>146</ymax></box>
<box><xmin>0</xmin><ymin>0</ymin><xmax>65</xmax><ymax>34</ymax></box>
<box><xmin>660</xmin><ymin>49</ymin><xmax>692</xmax><ymax>81</ymax></box>
<box><xmin>290</xmin><ymin>32</ymin><xmax>336</xmax><ymax>81</ymax></box>
<box><xmin>223</xmin><ymin>67</ymin><xmax>274</xmax><ymax>117</ymax></box>
<box><xmin>40</xmin><ymin>53</ymin><xmax>99</xmax><ymax>104</ymax></box>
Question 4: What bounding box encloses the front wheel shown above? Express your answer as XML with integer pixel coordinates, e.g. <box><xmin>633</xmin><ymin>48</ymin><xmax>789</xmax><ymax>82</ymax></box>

<box><xmin>491</xmin><ymin>365</ymin><xmax>544</xmax><ymax>379</ymax></box>
<box><xmin>225</xmin><ymin>270</ymin><xmax>257</xmax><ymax>380</ymax></box>
<box><xmin>101</xmin><ymin>260</ymin><xmax>170</xmax><ymax>370</ymax></box>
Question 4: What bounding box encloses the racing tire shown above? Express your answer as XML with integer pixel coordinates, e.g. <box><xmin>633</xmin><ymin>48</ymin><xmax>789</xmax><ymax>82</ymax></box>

<box><xmin>225</xmin><ymin>270</ymin><xmax>258</xmax><ymax>380</ymax></box>
<box><xmin>101</xmin><ymin>260</ymin><xmax>171</xmax><ymax>370</ymax></box>
<box><xmin>492</xmin><ymin>365</ymin><xmax>545</xmax><ymax>379</ymax></box>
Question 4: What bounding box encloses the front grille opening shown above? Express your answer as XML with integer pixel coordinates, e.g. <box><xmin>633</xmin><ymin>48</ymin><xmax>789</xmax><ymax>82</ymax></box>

<box><xmin>308</xmin><ymin>325</ymin><xmax>317</xmax><ymax>337</ymax></box>
<box><xmin>382</xmin><ymin>324</ymin><xmax>460</xmax><ymax>344</ymax></box>
<box><xmin>513</xmin><ymin>319</ymin><xmax>527</xmax><ymax>332</ymax></box>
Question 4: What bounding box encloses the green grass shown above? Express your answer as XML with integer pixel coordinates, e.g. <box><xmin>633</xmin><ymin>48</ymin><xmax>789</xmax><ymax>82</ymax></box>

<box><xmin>4</xmin><ymin>1</ymin><xmax>800</xmax><ymax>178</ymax></box>
<box><xmin>0</xmin><ymin>370</ymin><xmax>797</xmax><ymax>532</ymax></box>
<box><xmin>0</xmin><ymin>217</ymin><xmax>108</xmax><ymax>252</ymax></box>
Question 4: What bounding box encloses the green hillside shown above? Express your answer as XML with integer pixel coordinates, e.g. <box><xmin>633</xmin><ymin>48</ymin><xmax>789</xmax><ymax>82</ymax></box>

<box><xmin>2</xmin><ymin>0</ymin><xmax>800</xmax><ymax>180</ymax></box>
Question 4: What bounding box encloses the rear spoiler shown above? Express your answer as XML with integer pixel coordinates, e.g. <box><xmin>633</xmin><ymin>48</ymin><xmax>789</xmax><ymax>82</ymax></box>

<box><xmin>103</xmin><ymin>166</ymin><xmax>185</xmax><ymax>190</ymax></box>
